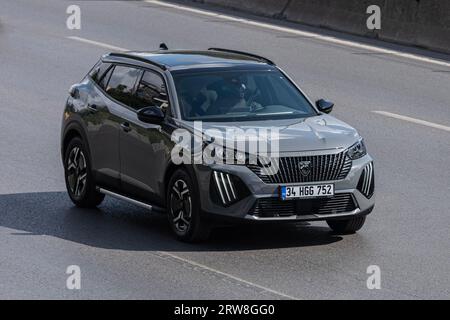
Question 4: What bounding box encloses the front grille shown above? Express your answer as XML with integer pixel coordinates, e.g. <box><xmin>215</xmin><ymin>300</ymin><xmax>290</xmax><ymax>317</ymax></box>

<box><xmin>249</xmin><ymin>193</ymin><xmax>358</xmax><ymax>218</ymax></box>
<box><xmin>247</xmin><ymin>151</ymin><xmax>352</xmax><ymax>184</ymax></box>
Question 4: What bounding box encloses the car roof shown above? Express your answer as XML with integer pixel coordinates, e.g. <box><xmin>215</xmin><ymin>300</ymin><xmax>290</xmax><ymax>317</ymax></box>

<box><xmin>102</xmin><ymin>49</ymin><xmax>276</xmax><ymax>72</ymax></box>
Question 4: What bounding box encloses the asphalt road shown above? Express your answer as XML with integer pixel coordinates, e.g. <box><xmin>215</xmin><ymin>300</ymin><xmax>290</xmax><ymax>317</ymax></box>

<box><xmin>1</xmin><ymin>0</ymin><xmax>449</xmax><ymax>299</ymax></box>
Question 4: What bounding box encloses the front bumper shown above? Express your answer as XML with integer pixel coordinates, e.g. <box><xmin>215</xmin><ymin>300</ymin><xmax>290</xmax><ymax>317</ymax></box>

<box><xmin>193</xmin><ymin>153</ymin><xmax>375</xmax><ymax>222</ymax></box>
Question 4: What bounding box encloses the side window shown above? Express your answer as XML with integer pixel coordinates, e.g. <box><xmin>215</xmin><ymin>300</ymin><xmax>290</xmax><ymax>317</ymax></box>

<box><xmin>99</xmin><ymin>66</ymin><xmax>113</xmax><ymax>90</ymax></box>
<box><xmin>134</xmin><ymin>71</ymin><xmax>168</xmax><ymax>111</ymax></box>
<box><xmin>89</xmin><ymin>62</ymin><xmax>111</xmax><ymax>84</ymax></box>
<box><xmin>105</xmin><ymin>66</ymin><xmax>141</xmax><ymax>106</ymax></box>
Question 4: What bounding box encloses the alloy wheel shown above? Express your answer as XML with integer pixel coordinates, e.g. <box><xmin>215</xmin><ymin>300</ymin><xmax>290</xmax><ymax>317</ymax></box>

<box><xmin>66</xmin><ymin>146</ymin><xmax>87</xmax><ymax>198</ymax></box>
<box><xmin>170</xmin><ymin>179</ymin><xmax>192</xmax><ymax>233</ymax></box>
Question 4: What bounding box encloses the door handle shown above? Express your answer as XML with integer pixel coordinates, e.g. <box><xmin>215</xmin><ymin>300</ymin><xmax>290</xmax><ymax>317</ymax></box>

<box><xmin>121</xmin><ymin>122</ymin><xmax>131</xmax><ymax>132</ymax></box>
<box><xmin>87</xmin><ymin>104</ymin><xmax>98</xmax><ymax>112</ymax></box>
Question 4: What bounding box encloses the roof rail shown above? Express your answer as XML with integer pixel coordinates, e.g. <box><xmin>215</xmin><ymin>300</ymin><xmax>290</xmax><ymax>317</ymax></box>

<box><xmin>208</xmin><ymin>48</ymin><xmax>275</xmax><ymax>65</ymax></box>
<box><xmin>106</xmin><ymin>52</ymin><xmax>167</xmax><ymax>70</ymax></box>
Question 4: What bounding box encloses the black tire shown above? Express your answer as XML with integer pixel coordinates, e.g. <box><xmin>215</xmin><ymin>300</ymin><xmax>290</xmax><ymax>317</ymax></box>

<box><xmin>64</xmin><ymin>137</ymin><xmax>104</xmax><ymax>208</ymax></box>
<box><xmin>166</xmin><ymin>168</ymin><xmax>210</xmax><ymax>242</ymax></box>
<box><xmin>326</xmin><ymin>216</ymin><xmax>366</xmax><ymax>234</ymax></box>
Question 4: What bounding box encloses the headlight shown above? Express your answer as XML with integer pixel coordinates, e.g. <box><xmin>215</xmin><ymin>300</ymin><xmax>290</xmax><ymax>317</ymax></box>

<box><xmin>203</xmin><ymin>144</ymin><xmax>248</xmax><ymax>165</ymax></box>
<box><xmin>347</xmin><ymin>138</ymin><xmax>367</xmax><ymax>160</ymax></box>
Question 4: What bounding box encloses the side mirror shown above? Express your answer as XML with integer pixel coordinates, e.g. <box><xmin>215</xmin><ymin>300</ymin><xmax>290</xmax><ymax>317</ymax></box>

<box><xmin>69</xmin><ymin>84</ymin><xmax>80</xmax><ymax>98</ymax></box>
<box><xmin>137</xmin><ymin>106</ymin><xmax>165</xmax><ymax>124</ymax></box>
<box><xmin>316</xmin><ymin>99</ymin><xmax>334</xmax><ymax>114</ymax></box>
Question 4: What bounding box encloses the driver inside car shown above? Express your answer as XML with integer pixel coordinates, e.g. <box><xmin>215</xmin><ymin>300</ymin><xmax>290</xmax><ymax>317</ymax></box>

<box><xmin>212</xmin><ymin>76</ymin><xmax>263</xmax><ymax>114</ymax></box>
<box><xmin>179</xmin><ymin>78</ymin><xmax>218</xmax><ymax>117</ymax></box>
<box><xmin>229</xmin><ymin>82</ymin><xmax>263</xmax><ymax>113</ymax></box>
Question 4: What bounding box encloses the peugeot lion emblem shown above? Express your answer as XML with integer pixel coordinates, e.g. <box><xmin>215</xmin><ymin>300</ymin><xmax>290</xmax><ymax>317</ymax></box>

<box><xmin>299</xmin><ymin>160</ymin><xmax>312</xmax><ymax>176</ymax></box>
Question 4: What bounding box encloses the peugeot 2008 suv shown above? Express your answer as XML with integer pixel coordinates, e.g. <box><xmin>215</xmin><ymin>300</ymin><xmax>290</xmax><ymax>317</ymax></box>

<box><xmin>61</xmin><ymin>47</ymin><xmax>375</xmax><ymax>242</ymax></box>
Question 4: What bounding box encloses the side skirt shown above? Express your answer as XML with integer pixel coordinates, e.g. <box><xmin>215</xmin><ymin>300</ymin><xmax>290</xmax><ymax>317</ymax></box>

<box><xmin>96</xmin><ymin>187</ymin><xmax>165</xmax><ymax>213</ymax></box>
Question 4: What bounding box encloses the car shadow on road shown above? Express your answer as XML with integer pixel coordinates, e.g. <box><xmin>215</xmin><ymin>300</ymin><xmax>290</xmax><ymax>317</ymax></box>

<box><xmin>0</xmin><ymin>192</ymin><xmax>343</xmax><ymax>251</ymax></box>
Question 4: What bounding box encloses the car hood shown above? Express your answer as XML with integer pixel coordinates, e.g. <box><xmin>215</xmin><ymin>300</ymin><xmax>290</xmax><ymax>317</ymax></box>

<box><xmin>179</xmin><ymin>114</ymin><xmax>360</xmax><ymax>154</ymax></box>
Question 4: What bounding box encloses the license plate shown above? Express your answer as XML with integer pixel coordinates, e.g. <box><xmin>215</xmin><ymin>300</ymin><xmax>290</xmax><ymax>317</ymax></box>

<box><xmin>280</xmin><ymin>184</ymin><xmax>334</xmax><ymax>200</ymax></box>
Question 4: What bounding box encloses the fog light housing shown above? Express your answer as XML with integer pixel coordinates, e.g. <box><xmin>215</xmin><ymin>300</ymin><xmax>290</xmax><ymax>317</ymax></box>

<box><xmin>211</xmin><ymin>171</ymin><xmax>250</xmax><ymax>206</ymax></box>
<box><xmin>357</xmin><ymin>162</ymin><xmax>374</xmax><ymax>198</ymax></box>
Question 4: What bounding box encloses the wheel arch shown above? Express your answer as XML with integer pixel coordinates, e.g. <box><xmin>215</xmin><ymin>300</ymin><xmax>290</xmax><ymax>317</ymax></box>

<box><xmin>62</xmin><ymin>121</ymin><xmax>92</xmax><ymax>164</ymax></box>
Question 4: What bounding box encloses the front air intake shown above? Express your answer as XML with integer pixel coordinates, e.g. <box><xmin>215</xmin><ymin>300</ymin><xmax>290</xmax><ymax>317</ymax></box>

<box><xmin>249</xmin><ymin>193</ymin><xmax>357</xmax><ymax>217</ymax></box>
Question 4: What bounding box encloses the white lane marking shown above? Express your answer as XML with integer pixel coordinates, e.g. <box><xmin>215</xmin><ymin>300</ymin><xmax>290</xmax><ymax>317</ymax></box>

<box><xmin>373</xmin><ymin>111</ymin><xmax>450</xmax><ymax>132</ymax></box>
<box><xmin>158</xmin><ymin>251</ymin><xmax>298</xmax><ymax>300</ymax></box>
<box><xmin>67</xmin><ymin>36</ymin><xmax>127</xmax><ymax>52</ymax></box>
<box><xmin>145</xmin><ymin>0</ymin><xmax>450</xmax><ymax>69</ymax></box>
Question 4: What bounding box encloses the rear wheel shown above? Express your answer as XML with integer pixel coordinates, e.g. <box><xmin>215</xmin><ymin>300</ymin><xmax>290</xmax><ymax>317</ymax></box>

<box><xmin>326</xmin><ymin>216</ymin><xmax>366</xmax><ymax>234</ymax></box>
<box><xmin>64</xmin><ymin>137</ymin><xmax>104</xmax><ymax>208</ymax></box>
<box><xmin>167</xmin><ymin>169</ymin><xmax>210</xmax><ymax>242</ymax></box>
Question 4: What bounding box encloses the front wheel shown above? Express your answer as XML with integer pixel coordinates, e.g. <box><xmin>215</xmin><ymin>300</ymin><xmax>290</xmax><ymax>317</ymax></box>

<box><xmin>166</xmin><ymin>169</ymin><xmax>210</xmax><ymax>242</ymax></box>
<box><xmin>326</xmin><ymin>216</ymin><xmax>366</xmax><ymax>234</ymax></box>
<box><xmin>64</xmin><ymin>137</ymin><xmax>104</xmax><ymax>208</ymax></box>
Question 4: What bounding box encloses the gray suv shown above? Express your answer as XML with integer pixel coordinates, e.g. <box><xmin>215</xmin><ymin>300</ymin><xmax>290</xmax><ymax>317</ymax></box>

<box><xmin>61</xmin><ymin>47</ymin><xmax>375</xmax><ymax>242</ymax></box>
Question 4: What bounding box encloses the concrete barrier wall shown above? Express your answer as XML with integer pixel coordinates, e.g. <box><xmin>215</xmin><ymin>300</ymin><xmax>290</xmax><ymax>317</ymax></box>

<box><xmin>199</xmin><ymin>0</ymin><xmax>289</xmax><ymax>18</ymax></box>
<box><xmin>192</xmin><ymin>0</ymin><xmax>450</xmax><ymax>54</ymax></box>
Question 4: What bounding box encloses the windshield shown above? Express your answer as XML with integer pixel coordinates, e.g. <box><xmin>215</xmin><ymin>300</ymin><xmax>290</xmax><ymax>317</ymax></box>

<box><xmin>172</xmin><ymin>69</ymin><xmax>317</xmax><ymax>122</ymax></box>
